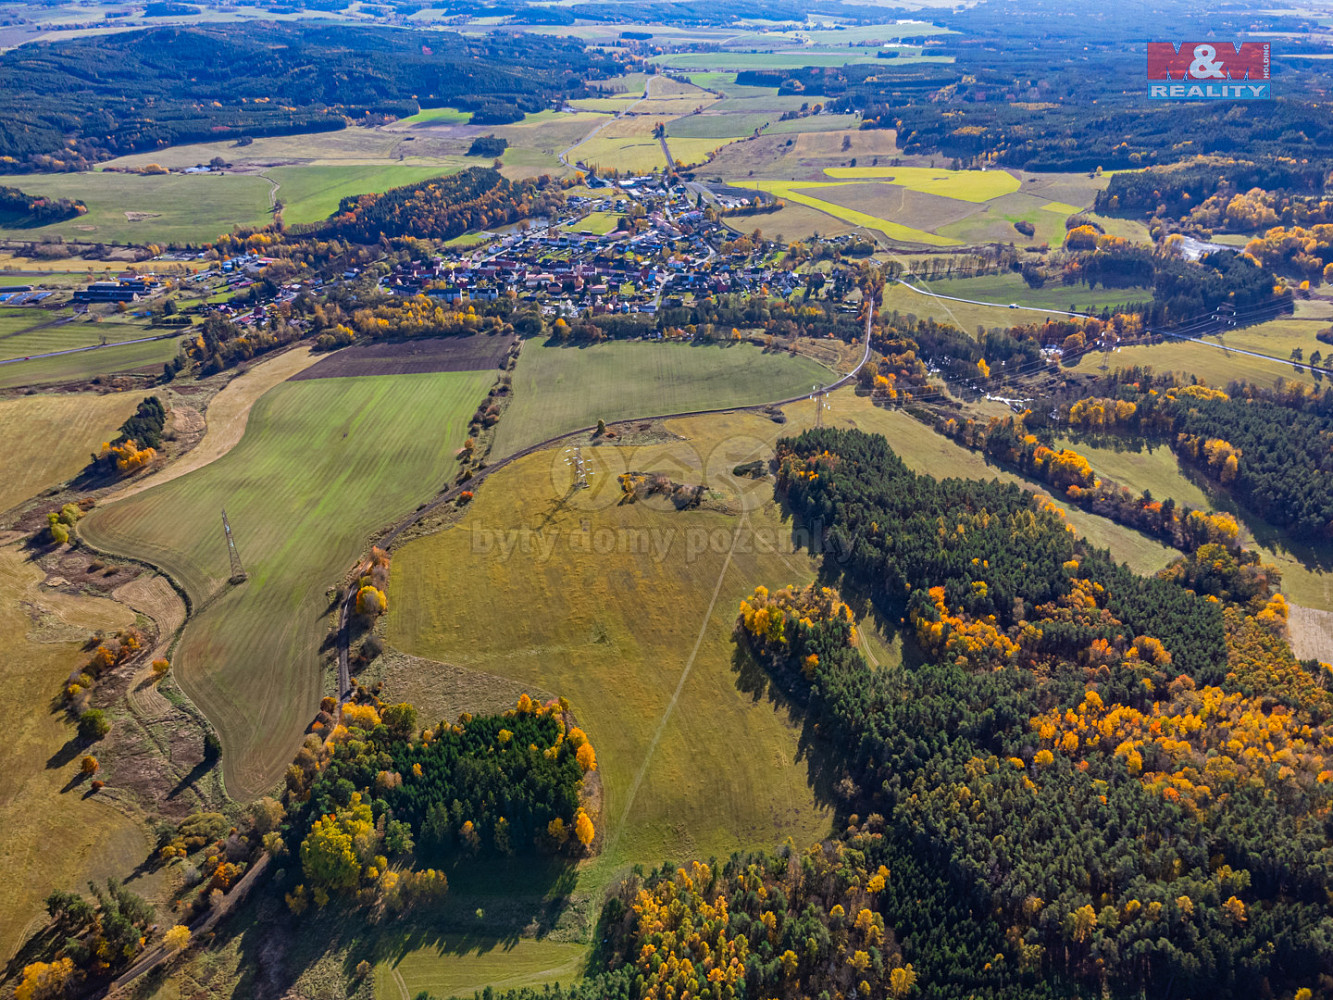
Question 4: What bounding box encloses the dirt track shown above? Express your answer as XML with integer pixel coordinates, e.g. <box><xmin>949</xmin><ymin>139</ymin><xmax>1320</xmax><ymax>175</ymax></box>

<box><xmin>101</xmin><ymin>346</ymin><xmax>323</xmax><ymax>505</ymax></box>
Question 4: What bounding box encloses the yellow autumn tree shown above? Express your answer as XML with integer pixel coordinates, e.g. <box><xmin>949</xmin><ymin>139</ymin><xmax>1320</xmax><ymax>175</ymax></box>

<box><xmin>15</xmin><ymin>959</ymin><xmax>74</xmax><ymax>1000</ymax></box>
<box><xmin>889</xmin><ymin>964</ymin><xmax>918</xmax><ymax>998</ymax></box>
<box><xmin>573</xmin><ymin>808</ymin><xmax>595</xmax><ymax>849</ymax></box>
<box><xmin>355</xmin><ymin>585</ymin><xmax>387</xmax><ymax>617</ymax></box>
<box><xmin>164</xmin><ymin>924</ymin><xmax>191</xmax><ymax>952</ymax></box>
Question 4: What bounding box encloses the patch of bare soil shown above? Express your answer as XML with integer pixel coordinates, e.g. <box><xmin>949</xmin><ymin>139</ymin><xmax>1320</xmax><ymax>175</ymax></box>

<box><xmin>289</xmin><ymin>334</ymin><xmax>517</xmax><ymax>380</ymax></box>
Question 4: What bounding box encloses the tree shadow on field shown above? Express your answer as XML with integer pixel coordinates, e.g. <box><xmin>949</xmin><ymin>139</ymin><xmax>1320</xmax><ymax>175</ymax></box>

<box><xmin>730</xmin><ymin>641</ymin><xmax>841</xmax><ymax>815</ymax></box>
<box><xmin>219</xmin><ymin>854</ymin><xmax>583</xmax><ymax>998</ymax></box>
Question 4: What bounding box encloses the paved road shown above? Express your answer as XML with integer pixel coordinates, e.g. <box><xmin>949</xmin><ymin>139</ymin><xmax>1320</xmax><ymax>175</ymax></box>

<box><xmin>558</xmin><ymin>76</ymin><xmax>663</xmax><ymax>170</ymax></box>
<box><xmin>335</xmin><ymin>302</ymin><xmax>875</xmax><ymax>700</ymax></box>
<box><xmin>892</xmin><ymin>277</ymin><xmax>1301</xmax><ymax>371</ymax></box>
<box><xmin>0</xmin><ymin>329</ymin><xmax>180</xmax><ymax>367</ymax></box>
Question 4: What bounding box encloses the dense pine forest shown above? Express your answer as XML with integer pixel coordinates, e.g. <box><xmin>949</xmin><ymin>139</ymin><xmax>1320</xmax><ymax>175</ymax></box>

<box><xmin>0</xmin><ymin>24</ymin><xmax>614</xmax><ymax>170</ymax></box>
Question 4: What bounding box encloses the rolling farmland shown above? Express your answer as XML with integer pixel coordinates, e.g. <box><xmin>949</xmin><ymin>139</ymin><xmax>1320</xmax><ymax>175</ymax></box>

<box><xmin>490</xmin><ymin>341</ymin><xmax>831</xmax><ymax>459</ymax></box>
<box><xmin>81</xmin><ymin>370</ymin><xmax>495</xmax><ymax>800</ymax></box>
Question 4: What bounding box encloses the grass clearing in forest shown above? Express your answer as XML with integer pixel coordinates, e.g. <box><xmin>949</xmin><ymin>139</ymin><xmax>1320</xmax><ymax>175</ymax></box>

<box><xmin>81</xmin><ymin>370</ymin><xmax>495</xmax><ymax>801</ymax></box>
<box><xmin>0</xmin><ymin>392</ymin><xmax>141</xmax><ymax>516</ymax></box>
<box><xmin>490</xmin><ymin>340</ymin><xmax>832</xmax><ymax>459</ymax></box>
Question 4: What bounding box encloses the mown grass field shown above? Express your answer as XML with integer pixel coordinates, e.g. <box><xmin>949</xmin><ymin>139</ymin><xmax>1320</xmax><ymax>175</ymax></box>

<box><xmin>921</xmin><ymin>273</ymin><xmax>1154</xmax><ymax>314</ymax></box>
<box><xmin>738</xmin><ymin>181</ymin><xmax>958</xmax><ymax>246</ymax></box>
<box><xmin>1069</xmin><ymin>334</ymin><xmax>1320</xmax><ymax>389</ymax></box>
<box><xmin>823</xmin><ymin>165</ymin><xmax>1020</xmax><ymax>201</ymax></box>
<box><xmin>0</xmin><ymin>314</ymin><xmax>170</xmax><ymax>362</ymax></box>
<box><xmin>389</xmin><ymin>414</ymin><xmax>837</xmax><ymax>885</ymax></box>
<box><xmin>0</xmin><ymin>334</ymin><xmax>182</xmax><ymax>390</ymax></box>
<box><xmin>0</xmin><ymin>392</ymin><xmax>141</xmax><ymax>516</ymax></box>
<box><xmin>0</xmin><ymin>543</ymin><xmax>154</xmax><ymax>964</ymax></box>
<box><xmin>0</xmin><ymin>171</ymin><xmax>274</xmax><ymax>245</ymax></box>
<box><xmin>490</xmin><ymin>341</ymin><xmax>832</xmax><ymax>459</ymax></box>
<box><xmin>375</xmin><ymin>934</ymin><xmax>586</xmax><ymax>1000</ymax></box>
<box><xmin>81</xmin><ymin>370</ymin><xmax>495</xmax><ymax>800</ymax></box>
<box><xmin>394</xmin><ymin>106</ymin><xmax>470</xmax><ymax>126</ymax></box>
<box><xmin>268</xmin><ymin>164</ymin><xmax>461</xmax><ymax>225</ymax></box>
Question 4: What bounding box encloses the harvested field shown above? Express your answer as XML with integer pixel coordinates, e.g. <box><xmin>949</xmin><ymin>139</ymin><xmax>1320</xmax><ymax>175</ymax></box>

<box><xmin>82</xmin><ymin>371</ymin><xmax>495</xmax><ymax>800</ymax></box>
<box><xmin>102</xmin><ymin>345</ymin><xmax>324</xmax><ymax>506</ymax></box>
<box><xmin>813</xmin><ymin>181</ymin><xmax>979</xmax><ymax>231</ymax></box>
<box><xmin>738</xmin><ymin>181</ymin><xmax>957</xmax><ymax>246</ymax></box>
<box><xmin>823</xmin><ymin>165</ymin><xmax>1019</xmax><ymax>201</ymax></box>
<box><xmin>289</xmin><ymin>334</ymin><xmax>515</xmax><ymax>381</ymax></box>
<box><xmin>0</xmin><ymin>391</ymin><xmax>140</xmax><ymax>517</ymax></box>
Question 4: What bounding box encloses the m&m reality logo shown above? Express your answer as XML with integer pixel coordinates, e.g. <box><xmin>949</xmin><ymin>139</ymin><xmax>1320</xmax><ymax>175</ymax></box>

<box><xmin>1147</xmin><ymin>41</ymin><xmax>1271</xmax><ymax>100</ymax></box>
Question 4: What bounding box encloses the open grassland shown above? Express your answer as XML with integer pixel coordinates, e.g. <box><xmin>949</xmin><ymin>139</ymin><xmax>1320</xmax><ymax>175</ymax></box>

<box><xmin>0</xmin><ymin>334</ymin><xmax>181</xmax><ymax>390</ymax></box>
<box><xmin>882</xmin><ymin>281</ymin><xmax>1065</xmax><ymax>333</ymax></box>
<box><xmin>764</xmin><ymin>114</ymin><xmax>862</xmax><ymax>135</ymax></box>
<box><xmin>667</xmin><ymin>112</ymin><xmax>773</xmax><ymax>139</ymax></box>
<box><xmin>921</xmin><ymin>273</ymin><xmax>1154</xmax><ymax>313</ymax></box>
<box><xmin>389</xmin><ymin>417</ymin><xmax>836</xmax><ymax>883</ymax></box>
<box><xmin>935</xmin><ymin>192</ymin><xmax>1081</xmax><ymax>246</ymax></box>
<box><xmin>81</xmin><ymin>371</ymin><xmax>495</xmax><ymax>800</ymax></box>
<box><xmin>738</xmin><ymin>181</ymin><xmax>958</xmax><ymax>246</ymax></box>
<box><xmin>823</xmin><ymin>165</ymin><xmax>1020</xmax><ymax>202</ymax></box>
<box><xmin>1203</xmin><ymin>316</ymin><xmax>1333</xmax><ymax>362</ymax></box>
<box><xmin>0</xmin><ymin>172</ymin><xmax>273</xmax><ymax>245</ymax></box>
<box><xmin>393</xmin><ymin>106</ymin><xmax>470</xmax><ymax>126</ymax></box>
<box><xmin>493</xmin><ymin>111</ymin><xmax>605</xmax><ymax>170</ymax></box>
<box><xmin>1069</xmin><ymin>334</ymin><xmax>1321</xmax><ymax>389</ymax></box>
<box><xmin>268</xmin><ymin>164</ymin><xmax>461</xmax><ymax>225</ymax></box>
<box><xmin>376</xmin><ymin>935</ymin><xmax>586</xmax><ymax>1000</ymax></box>
<box><xmin>568</xmin><ymin>211</ymin><xmax>622</xmax><ymax>235</ymax></box>
<box><xmin>0</xmin><ymin>543</ymin><xmax>155</xmax><ymax>963</ymax></box>
<box><xmin>0</xmin><ymin>314</ymin><xmax>170</xmax><ymax>363</ymax></box>
<box><xmin>0</xmin><ymin>392</ymin><xmax>140</xmax><ymax>516</ymax></box>
<box><xmin>490</xmin><ymin>341</ymin><xmax>832</xmax><ymax>459</ymax></box>
<box><xmin>568</xmin><ymin>96</ymin><xmax>640</xmax><ymax>113</ymax></box>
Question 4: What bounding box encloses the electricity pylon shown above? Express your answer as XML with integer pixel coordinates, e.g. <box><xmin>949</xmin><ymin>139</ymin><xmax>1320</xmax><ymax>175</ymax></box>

<box><xmin>222</xmin><ymin>509</ymin><xmax>248</xmax><ymax>584</ymax></box>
